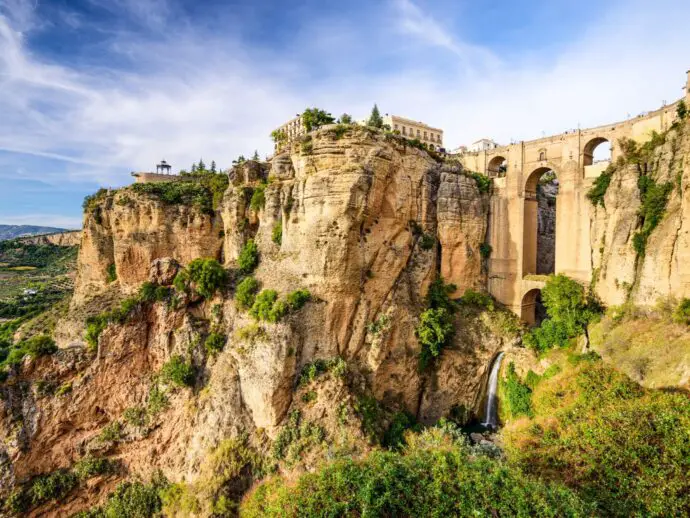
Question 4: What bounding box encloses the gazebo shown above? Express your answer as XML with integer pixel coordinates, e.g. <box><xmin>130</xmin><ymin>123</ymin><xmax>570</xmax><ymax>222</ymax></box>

<box><xmin>156</xmin><ymin>160</ymin><xmax>172</xmax><ymax>174</ymax></box>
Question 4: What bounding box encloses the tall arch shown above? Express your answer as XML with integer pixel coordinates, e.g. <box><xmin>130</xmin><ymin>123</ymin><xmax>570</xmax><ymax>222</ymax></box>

<box><xmin>583</xmin><ymin>137</ymin><xmax>611</xmax><ymax>166</ymax></box>
<box><xmin>487</xmin><ymin>155</ymin><xmax>507</xmax><ymax>177</ymax></box>
<box><xmin>523</xmin><ymin>167</ymin><xmax>558</xmax><ymax>277</ymax></box>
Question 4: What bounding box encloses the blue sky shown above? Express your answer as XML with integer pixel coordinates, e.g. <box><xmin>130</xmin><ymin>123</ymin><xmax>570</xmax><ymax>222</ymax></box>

<box><xmin>1</xmin><ymin>0</ymin><xmax>689</xmax><ymax>228</ymax></box>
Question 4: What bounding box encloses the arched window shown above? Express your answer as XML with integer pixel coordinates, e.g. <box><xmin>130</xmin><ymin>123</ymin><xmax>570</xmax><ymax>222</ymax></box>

<box><xmin>539</xmin><ymin>151</ymin><xmax>546</xmax><ymax>161</ymax></box>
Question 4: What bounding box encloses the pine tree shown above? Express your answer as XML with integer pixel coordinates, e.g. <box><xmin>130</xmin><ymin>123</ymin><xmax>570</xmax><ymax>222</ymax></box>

<box><xmin>210</xmin><ymin>160</ymin><xmax>217</xmax><ymax>173</ymax></box>
<box><xmin>198</xmin><ymin>158</ymin><xmax>206</xmax><ymax>172</ymax></box>
<box><xmin>252</xmin><ymin>150</ymin><xmax>260</xmax><ymax>161</ymax></box>
<box><xmin>191</xmin><ymin>163</ymin><xmax>197</xmax><ymax>173</ymax></box>
<box><xmin>368</xmin><ymin>104</ymin><xmax>383</xmax><ymax>129</ymax></box>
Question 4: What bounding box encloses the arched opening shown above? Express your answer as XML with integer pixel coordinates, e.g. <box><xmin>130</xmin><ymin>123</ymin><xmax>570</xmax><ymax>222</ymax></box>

<box><xmin>521</xmin><ymin>289</ymin><xmax>546</xmax><ymax>326</ymax></box>
<box><xmin>523</xmin><ymin>167</ymin><xmax>558</xmax><ymax>276</ymax></box>
<box><xmin>583</xmin><ymin>137</ymin><xmax>611</xmax><ymax>166</ymax></box>
<box><xmin>487</xmin><ymin>156</ymin><xmax>507</xmax><ymax>177</ymax></box>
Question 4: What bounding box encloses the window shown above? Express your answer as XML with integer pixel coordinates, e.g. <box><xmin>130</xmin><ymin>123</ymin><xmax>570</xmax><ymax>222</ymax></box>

<box><xmin>402</xmin><ymin>127</ymin><xmax>406</xmax><ymax>135</ymax></box>
<box><xmin>539</xmin><ymin>151</ymin><xmax>546</xmax><ymax>161</ymax></box>
<box><xmin>424</xmin><ymin>131</ymin><xmax>428</xmax><ymax>139</ymax></box>
<box><xmin>417</xmin><ymin>129</ymin><xmax>421</xmax><ymax>137</ymax></box>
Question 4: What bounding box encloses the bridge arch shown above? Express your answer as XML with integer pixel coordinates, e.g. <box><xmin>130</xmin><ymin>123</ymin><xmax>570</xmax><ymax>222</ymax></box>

<box><xmin>487</xmin><ymin>155</ymin><xmax>507</xmax><ymax>177</ymax></box>
<box><xmin>523</xmin><ymin>166</ymin><xmax>559</xmax><ymax>277</ymax></box>
<box><xmin>520</xmin><ymin>288</ymin><xmax>543</xmax><ymax>326</ymax></box>
<box><xmin>583</xmin><ymin>137</ymin><xmax>611</xmax><ymax>166</ymax></box>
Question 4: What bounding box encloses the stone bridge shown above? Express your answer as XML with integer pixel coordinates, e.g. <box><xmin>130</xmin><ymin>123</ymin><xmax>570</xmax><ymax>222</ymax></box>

<box><xmin>460</xmin><ymin>75</ymin><xmax>689</xmax><ymax>324</ymax></box>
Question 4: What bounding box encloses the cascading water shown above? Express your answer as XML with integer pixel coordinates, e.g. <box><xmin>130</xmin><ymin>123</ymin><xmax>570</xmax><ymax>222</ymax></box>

<box><xmin>481</xmin><ymin>352</ymin><xmax>505</xmax><ymax>430</ymax></box>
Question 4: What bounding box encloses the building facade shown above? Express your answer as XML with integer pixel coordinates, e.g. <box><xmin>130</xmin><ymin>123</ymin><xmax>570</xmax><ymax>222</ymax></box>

<box><xmin>383</xmin><ymin>115</ymin><xmax>444</xmax><ymax>151</ymax></box>
<box><xmin>272</xmin><ymin>115</ymin><xmax>306</xmax><ymax>150</ymax></box>
<box><xmin>467</xmin><ymin>138</ymin><xmax>500</xmax><ymax>152</ymax></box>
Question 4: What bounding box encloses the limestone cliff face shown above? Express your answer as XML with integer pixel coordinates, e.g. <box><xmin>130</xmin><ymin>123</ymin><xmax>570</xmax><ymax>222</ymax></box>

<box><xmin>591</xmin><ymin>119</ymin><xmax>690</xmax><ymax>306</ymax></box>
<box><xmin>75</xmin><ymin>192</ymin><xmax>222</xmax><ymax>303</ymax></box>
<box><xmin>1</xmin><ymin>126</ymin><xmax>504</xmax><ymax>515</ymax></box>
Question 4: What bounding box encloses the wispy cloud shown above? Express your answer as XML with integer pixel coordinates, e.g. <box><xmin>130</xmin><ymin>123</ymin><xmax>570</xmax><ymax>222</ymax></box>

<box><xmin>1</xmin><ymin>0</ymin><xmax>690</xmax><ymax>228</ymax></box>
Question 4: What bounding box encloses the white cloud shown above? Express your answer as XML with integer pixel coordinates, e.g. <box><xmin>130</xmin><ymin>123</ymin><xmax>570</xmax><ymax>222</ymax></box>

<box><xmin>0</xmin><ymin>0</ymin><xmax>689</xmax><ymax>197</ymax></box>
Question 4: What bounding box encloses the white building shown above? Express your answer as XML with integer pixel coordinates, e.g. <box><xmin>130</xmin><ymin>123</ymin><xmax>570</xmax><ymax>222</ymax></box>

<box><xmin>467</xmin><ymin>138</ymin><xmax>500</xmax><ymax>152</ymax></box>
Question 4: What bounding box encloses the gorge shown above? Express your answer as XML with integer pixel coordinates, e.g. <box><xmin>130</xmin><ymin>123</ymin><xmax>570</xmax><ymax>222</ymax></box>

<box><xmin>0</xmin><ymin>106</ymin><xmax>689</xmax><ymax>516</ymax></box>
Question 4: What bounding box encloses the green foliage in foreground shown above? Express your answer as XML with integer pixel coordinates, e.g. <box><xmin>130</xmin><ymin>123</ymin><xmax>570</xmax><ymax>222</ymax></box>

<box><xmin>242</xmin><ymin>429</ymin><xmax>591</xmax><ymax>517</ymax></box>
<box><xmin>505</xmin><ymin>358</ymin><xmax>690</xmax><ymax>517</ymax></box>
<box><xmin>73</xmin><ymin>479</ymin><xmax>166</xmax><ymax>518</ymax></box>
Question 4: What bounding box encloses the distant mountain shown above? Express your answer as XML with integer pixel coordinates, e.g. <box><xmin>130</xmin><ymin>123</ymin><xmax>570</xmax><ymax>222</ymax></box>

<box><xmin>0</xmin><ymin>224</ymin><xmax>69</xmax><ymax>241</ymax></box>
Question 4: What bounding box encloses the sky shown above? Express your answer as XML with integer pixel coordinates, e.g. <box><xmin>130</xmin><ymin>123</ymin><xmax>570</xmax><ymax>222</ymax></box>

<box><xmin>1</xmin><ymin>0</ymin><xmax>689</xmax><ymax>228</ymax></box>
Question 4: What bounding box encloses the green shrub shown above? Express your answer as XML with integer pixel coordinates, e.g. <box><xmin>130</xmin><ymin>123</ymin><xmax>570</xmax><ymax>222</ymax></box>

<box><xmin>419</xmin><ymin>233</ymin><xmax>436</xmax><ymax>250</ymax></box>
<box><xmin>238</xmin><ymin>240</ymin><xmax>260</xmax><ymax>274</ymax></box>
<box><xmin>160</xmin><ymin>355</ymin><xmax>195</xmax><ymax>387</ymax></box>
<box><xmin>123</xmin><ymin>406</ymin><xmax>148</xmax><ymax>428</ymax></box>
<box><xmin>479</xmin><ymin>242</ymin><xmax>492</xmax><ymax>259</ymax></box>
<box><xmin>382</xmin><ymin>411</ymin><xmax>419</xmax><ymax>450</ymax></box>
<box><xmin>73</xmin><ymin>456</ymin><xmax>116</xmax><ymax>481</ymax></box>
<box><xmin>632</xmin><ymin>176</ymin><xmax>673</xmax><ymax>256</ymax></box>
<box><xmin>29</xmin><ymin>469</ymin><xmax>77</xmax><ymax>506</ymax></box>
<box><xmin>502</xmin><ymin>362</ymin><xmax>533</xmax><ymax>418</ymax></box>
<box><xmin>286</xmin><ymin>289</ymin><xmax>310</xmax><ymax>310</ymax></box>
<box><xmin>185</xmin><ymin>258</ymin><xmax>227</xmax><ymax>299</ymax></box>
<box><xmin>22</xmin><ymin>335</ymin><xmax>57</xmax><ymax>358</ymax></box>
<box><xmin>204</xmin><ymin>332</ymin><xmax>226</xmax><ymax>354</ymax></box>
<box><xmin>416</xmin><ymin>307</ymin><xmax>454</xmax><ymax>370</ymax></box>
<box><xmin>100</xmin><ymin>480</ymin><xmax>163</xmax><ymax>518</ymax></box>
<box><xmin>250</xmin><ymin>184</ymin><xmax>266</xmax><ymax>211</ymax></box>
<box><xmin>525</xmin><ymin>275</ymin><xmax>602</xmax><ymax>354</ymax></box>
<box><xmin>467</xmin><ymin>171</ymin><xmax>492</xmax><ymax>193</ymax></box>
<box><xmin>300</xmin><ymin>139</ymin><xmax>313</xmax><ymax>154</ymax></box>
<box><xmin>242</xmin><ymin>430</ymin><xmax>591</xmax><ymax>517</ymax></box>
<box><xmin>146</xmin><ymin>383</ymin><xmax>169</xmax><ymax>416</ymax></box>
<box><xmin>106</xmin><ymin>263</ymin><xmax>117</xmax><ymax>283</ymax></box>
<box><xmin>99</xmin><ymin>421</ymin><xmax>123</xmax><ymax>443</ymax></box>
<box><xmin>586</xmin><ymin>167</ymin><xmax>614</xmax><ymax>207</ymax></box>
<box><xmin>425</xmin><ymin>277</ymin><xmax>457</xmax><ymax>313</ymax></box>
<box><xmin>460</xmin><ymin>289</ymin><xmax>494</xmax><ymax>310</ymax></box>
<box><xmin>249</xmin><ymin>290</ymin><xmax>289</xmax><ymax>323</ymax></box>
<box><xmin>672</xmin><ymin>298</ymin><xmax>690</xmax><ymax>324</ymax></box>
<box><xmin>506</xmin><ymin>360</ymin><xmax>690</xmax><ymax>516</ymax></box>
<box><xmin>298</xmin><ymin>357</ymin><xmax>347</xmax><ymax>386</ymax></box>
<box><xmin>235</xmin><ymin>276</ymin><xmax>260</xmax><ymax>310</ymax></box>
<box><xmin>272</xmin><ymin>410</ymin><xmax>325</xmax><ymax>464</ymax></box>
<box><xmin>272</xmin><ymin>222</ymin><xmax>282</xmax><ymax>245</ymax></box>
<box><xmin>131</xmin><ymin>181</ymin><xmax>215</xmax><ymax>214</ymax></box>
<box><xmin>677</xmin><ymin>99</ymin><xmax>688</xmax><ymax>120</ymax></box>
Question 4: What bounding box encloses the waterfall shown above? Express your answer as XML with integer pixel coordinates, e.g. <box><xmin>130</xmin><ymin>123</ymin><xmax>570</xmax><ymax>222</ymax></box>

<box><xmin>481</xmin><ymin>352</ymin><xmax>505</xmax><ymax>429</ymax></box>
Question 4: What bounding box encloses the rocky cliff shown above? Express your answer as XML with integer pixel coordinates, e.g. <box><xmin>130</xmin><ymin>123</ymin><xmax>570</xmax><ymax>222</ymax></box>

<box><xmin>590</xmin><ymin>118</ymin><xmax>690</xmax><ymax>306</ymax></box>
<box><xmin>0</xmin><ymin>126</ymin><xmax>519</xmax><ymax>516</ymax></box>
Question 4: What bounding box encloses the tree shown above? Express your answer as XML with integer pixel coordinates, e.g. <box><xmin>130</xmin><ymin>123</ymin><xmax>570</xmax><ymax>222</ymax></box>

<box><xmin>339</xmin><ymin>113</ymin><xmax>353</xmax><ymax>124</ymax></box>
<box><xmin>210</xmin><ymin>160</ymin><xmax>217</xmax><ymax>173</ymax></box>
<box><xmin>678</xmin><ymin>100</ymin><xmax>688</xmax><ymax>120</ymax></box>
<box><xmin>271</xmin><ymin>129</ymin><xmax>287</xmax><ymax>144</ymax></box>
<box><xmin>232</xmin><ymin>155</ymin><xmax>246</xmax><ymax>166</ymax></box>
<box><xmin>367</xmin><ymin>104</ymin><xmax>383</xmax><ymax>129</ymax></box>
<box><xmin>191</xmin><ymin>163</ymin><xmax>197</xmax><ymax>173</ymax></box>
<box><xmin>301</xmin><ymin>108</ymin><xmax>335</xmax><ymax>132</ymax></box>
<box><xmin>198</xmin><ymin>159</ymin><xmax>206</xmax><ymax>172</ymax></box>
<box><xmin>252</xmin><ymin>150</ymin><xmax>260</xmax><ymax>161</ymax></box>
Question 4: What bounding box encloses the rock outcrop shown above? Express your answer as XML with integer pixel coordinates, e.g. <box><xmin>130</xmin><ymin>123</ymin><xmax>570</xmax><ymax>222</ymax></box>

<box><xmin>1</xmin><ymin>126</ymin><xmax>510</xmax><ymax>515</ymax></box>
<box><xmin>591</xmin><ymin>119</ymin><xmax>690</xmax><ymax>306</ymax></box>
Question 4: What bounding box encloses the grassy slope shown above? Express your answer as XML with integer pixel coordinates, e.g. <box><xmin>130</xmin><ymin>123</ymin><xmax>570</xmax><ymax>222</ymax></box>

<box><xmin>589</xmin><ymin>309</ymin><xmax>690</xmax><ymax>389</ymax></box>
